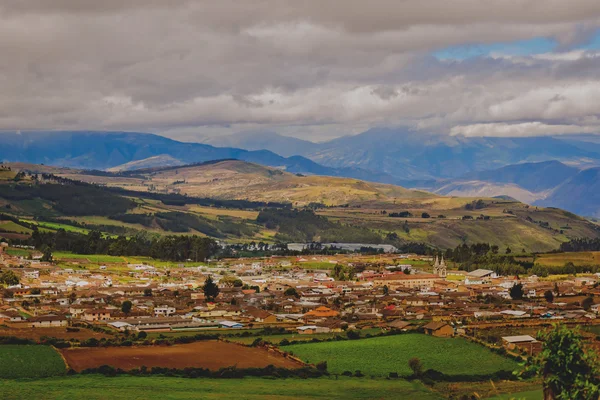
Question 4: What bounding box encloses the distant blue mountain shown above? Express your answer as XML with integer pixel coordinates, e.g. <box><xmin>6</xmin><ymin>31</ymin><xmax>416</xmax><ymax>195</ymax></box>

<box><xmin>0</xmin><ymin>131</ymin><xmax>398</xmax><ymax>184</ymax></box>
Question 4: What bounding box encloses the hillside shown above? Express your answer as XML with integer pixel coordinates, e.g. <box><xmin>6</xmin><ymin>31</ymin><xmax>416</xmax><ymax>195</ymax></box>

<box><xmin>537</xmin><ymin>167</ymin><xmax>600</xmax><ymax>218</ymax></box>
<box><xmin>3</xmin><ymin>160</ymin><xmax>599</xmax><ymax>252</ymax></box>
<box><xmin>108</xmin><ymin>155</ymin><xmax>184</xmax><ymax>172</ymax></box>
<box><xmin>419</xmin><ymin>161</ymin><xmax>600</xmax><ymax>217</ymax></box>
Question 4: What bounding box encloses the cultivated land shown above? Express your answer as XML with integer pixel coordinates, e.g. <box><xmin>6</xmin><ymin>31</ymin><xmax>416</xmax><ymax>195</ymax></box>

<box><xmin>0</xmin><ymin>326</ymin><xmax>112</xmax><ymax>341</ymax></box>
<box><xmin>60</xmin><ymin>341</ymin><xmax>301</xmax><ymax>372</ymax></box>
<box><xmin>284</xmin><ymin>334</ymin><xmax>519</xmax><ymax>377</ymax></box>
<box><xmin>0</xmin><ymin>345</ymin><xmax>66</xmax><ymax>378</ymax></box>
<box><xmin>0</xmin><ymin>375</ymin><xmax>443</xmax><ymax>400</ymax></box>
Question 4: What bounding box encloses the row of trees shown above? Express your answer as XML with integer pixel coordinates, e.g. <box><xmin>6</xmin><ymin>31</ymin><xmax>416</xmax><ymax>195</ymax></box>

<box><xmin>27</xmin><ymin>229</ymin><xmax>218</xmax><ymax>262</ymax></box>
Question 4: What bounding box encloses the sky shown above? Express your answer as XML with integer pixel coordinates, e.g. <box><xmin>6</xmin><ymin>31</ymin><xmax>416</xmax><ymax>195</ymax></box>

<box><xmin>2</xmin><ymin>1</ymin><xmax>600</xmax><ymax>142</ymax></box>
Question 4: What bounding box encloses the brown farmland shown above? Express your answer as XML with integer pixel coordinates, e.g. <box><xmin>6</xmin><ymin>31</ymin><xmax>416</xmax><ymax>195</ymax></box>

<box><xmin>60</xmin><ymin>341</ymin><xmax>302</xmax><ymax>371</ymax></box>
<box><xmin>0</xmin><ymin>326</ymin><xmax>112</xmax><ymax>341</ymax></box>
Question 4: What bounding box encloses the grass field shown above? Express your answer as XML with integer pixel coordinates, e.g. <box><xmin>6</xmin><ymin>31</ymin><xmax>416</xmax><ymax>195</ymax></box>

<box><xmin>0</xmin><ymin>375</ymin><xmax>442</xmax><ymax>400</ymax></box>
<box><xmin>4</xmin><ymin>247</ymin><xmax>34</xmax><ymax>257</ymax></box>
<box><xmin>535</xmin><ymin>252</ymin><xmax>600</xmax><ymax>267</ymax></box>
<box><xmin>284</xmin><ymin>334</ymin><xmax>519</xmax><ymax>377</ymax></box>
<box><xmin>0</xmin><ymin>345</ymin><xmax>66</xmax><ymax>378</ymax></box>
<box><xmin>20</xmin><ymin>219</ymin><xmax>90</xmax><ymax>234</ymax></box>
<box><xmin>0</xmin><ymin>220</ymin><xmax>33</xmax><ymax>234</ymax></box>
<box><xmin>53</xmin><ymin>252</ymin><xmax>127</xmax><ymax>263</ymax></box>
<box><xmin>486</xmin><ymin>390</ymin><xmax>543</xmax><ymax>399</ymax></box>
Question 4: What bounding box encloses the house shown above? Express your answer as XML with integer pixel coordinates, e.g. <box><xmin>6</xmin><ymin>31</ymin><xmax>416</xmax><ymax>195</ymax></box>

<box><xmin>0</xmin><ymin>310</ymin><xmax>24</xmax><ymax>323</ymax></box>
<box><xmin>373</xmin><ymin>274</ymin><xmax>440</xmax><ymax>289</ymax></box>
<box><xmin>422</xmin><ymin>322</ymin><xmax>454</xmax><ymax>337</ymax></box>
<box><xmin>387</xmin><ymin>320</ymin><xmax>415</xmax><ymax>331</ymax></box>
<box><xmin>502</xmin><ymin>335</ymin><xmax>541</xmax><ymax>355</ymax></box>
<box><xmin>154</xmin><ymin>305</ymin><xmax>177</xmax><ymax>317</ymax></box>
<box><xmin>219</xmin><ymin>320</ymin><xmax>244</xmax><ymax>329</ymax></box>
<box><xmin>296</xmin><ymin>325</ymin><xmax>330</xmax><ymax>334</ymax></box>
<box><xmin>466</xmin><ymin>269</ymin><xmax>497</xmax><ymax>284</ymax></box>
<box><xmin>83</xmin><ymin>309</ymin><xmax>111</xmax><ymax>322</ymax></box>
<box><xmin>304</xmin><ymin>306</ymin><xmax>339</xmax><ymax>319</ymax></box>
<box><xmin>29</xmin><ymin>314</ymin><xmax>68</xmax><ymax>328</ymax></box>
<box><xmin>244</xmin><ymin>306</ymin><xmax>278</xmax><ymax>324</ymax></box>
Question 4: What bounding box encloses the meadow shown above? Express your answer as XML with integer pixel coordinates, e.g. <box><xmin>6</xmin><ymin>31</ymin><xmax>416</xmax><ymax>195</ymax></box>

<box><xmin>284</xmin><ymin>334</ymin><xmax>519</xmax><ymax>377</ymax></box>
<box><xmin>0</xmin><ymin>345</ymin><xmax>66</xmax><ymax>378</ymax></box>
<box><xmin>0</xmin><ymin>375</ymin><xmax>442</xmax><ymax>400</ymax></box>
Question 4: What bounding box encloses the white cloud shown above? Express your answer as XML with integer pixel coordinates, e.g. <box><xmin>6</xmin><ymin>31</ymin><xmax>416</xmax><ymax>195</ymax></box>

<box><xmin>1</xmin><ymin>1</ymin><xmax>600</xmax><ymax>139</ymax></box>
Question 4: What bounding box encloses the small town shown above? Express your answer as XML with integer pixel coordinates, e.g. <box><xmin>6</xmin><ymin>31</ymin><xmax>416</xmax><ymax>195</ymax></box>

<box><xmin>1</xmin><ymin>242</ymin><xmax>598</xmax><ymax>359</ymax></box>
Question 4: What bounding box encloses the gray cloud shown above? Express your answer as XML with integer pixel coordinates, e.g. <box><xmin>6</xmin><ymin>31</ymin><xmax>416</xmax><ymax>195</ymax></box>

<box><xmin>0</xmin><ymin>1</ymin><xmax>600</xmax><ymax>140</ymax></box>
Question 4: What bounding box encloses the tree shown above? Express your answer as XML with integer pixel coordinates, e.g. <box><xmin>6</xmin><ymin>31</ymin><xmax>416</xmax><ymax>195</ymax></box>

<box><xmin>121</xmin><ymin>300</ymin><xmax>132</xmax><ymax>314</ymax></box>
<box><xmin>382</xmin><ymin>285</ymin><xmax>389</xmax><ymax>296</ymax></box>
<box><xmin>203</xmin><ymin>275</ymin><xmax>220</xmax><ymax>302</ymax></box>
<box><xmin>505</xmin><ymin>246</ymin><xmax>512</xmax><ymax>254</ymax></box>
<box><xmin>41</xmin><ymin>246</ymin><xmax>53</xmax><ymax>263</ymax></box>
<box><xmin>526</xmin><ymin>324</ymin><xmax>600</xmax><ymax>400</ymax></box>
<box><xmin>544</xmin><ymin>290</ymin><xmax>554</xmax><ymax>303</ymax></box>
<box><xmin>143</xmin><ymin>288</ymin><xmax>153</xmax><ymax>297</ymax></box>
<box><xmin>284</xmin><ymin>287</ymin><xmax>299</xmax><ymax>298</ymax></box>
<box><xmin>408</xmin><ymin>357</ymin><xmax>423</xmax><ymax>377</ymax></box>
<box><xmin>0</xmin><ymin>270</ymin><xmax>20</xmax><ymax>286</ymax></box>
<box><xmin>582</xmin><ymin>296</ymin><xmax>594</xmax><ymax>312</ymax></box>
<box><xmin>509</xmin><ymin>282</ymin><xmax>524</xmax><ymax>300</ymax></box>
<box><xmin>421</xmin><ymin>212</ymin><xmax>431</xmax><ymax>219</ymax></box>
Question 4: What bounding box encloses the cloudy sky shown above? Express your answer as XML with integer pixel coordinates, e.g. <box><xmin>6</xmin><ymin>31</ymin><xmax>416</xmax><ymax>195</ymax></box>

<box><xmin>2</xmin><ymin>0</ymin><xmax>600</xmax><ymax>142</ymax></box>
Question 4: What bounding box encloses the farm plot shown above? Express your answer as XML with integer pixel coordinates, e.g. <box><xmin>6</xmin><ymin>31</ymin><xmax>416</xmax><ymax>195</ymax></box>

<box><xmin>0</xmin><ymin>326</ymin><xmax>112</xmax><ymax>341</ymax></box>
<box><xmin>284</xmin><ymin>334</ymin><xmax>519</xmax><ymax>377</ymax></box>
<box><xmin>60</xmin><ymin>341</ymin><xmax>302</xmax><ymax>372</ymax></box>
<box><xmin>0</xmin><ymin>345</ymin><xmax>66</xmax><ymax>378</ymax></box>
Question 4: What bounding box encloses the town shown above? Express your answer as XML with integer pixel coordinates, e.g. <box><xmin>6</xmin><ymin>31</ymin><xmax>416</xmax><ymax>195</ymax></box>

<box><xmin>2</xmin><ymin>241</ymin><xmax>598</xmax><ymax>357</ymax></box>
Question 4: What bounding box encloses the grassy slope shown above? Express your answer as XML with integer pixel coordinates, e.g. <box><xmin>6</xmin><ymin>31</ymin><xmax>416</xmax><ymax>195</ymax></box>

<box><xmin>284</xmin><ymin>334</ymin><xmax>519</xmax><ymax>377</ymax></box>
<box><xmin>3</xmin><ymin>160</ymin><xmax>600</xmax><ymax>251</ymax></box>
<box><xmin>0</xmin><ymin>376</ymin><xmax>442</xmax><ymax>400</ymax></box>
<box><xmin>0</xmin><ymin>345</ymin><xmax>66</xmax><ymax>378</ymax></box>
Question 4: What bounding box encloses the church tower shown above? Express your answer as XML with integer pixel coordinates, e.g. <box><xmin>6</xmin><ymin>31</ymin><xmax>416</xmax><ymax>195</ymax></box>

<box><xmin>438</xmin><ymin>255</ymin><xmax>447</xmax><ymax>278</ymax></box>
<box><xmin>433</xmin><ymin>255</ymin><xmax>439</xmax><ymax>275</ymax></box>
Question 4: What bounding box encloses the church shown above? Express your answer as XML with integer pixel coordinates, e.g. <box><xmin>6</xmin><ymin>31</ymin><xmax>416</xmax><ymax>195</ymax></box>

<box><xmin>433</xmin><ymin>255</ymin><xmax>447</xmax><ymax>278</ymax></box>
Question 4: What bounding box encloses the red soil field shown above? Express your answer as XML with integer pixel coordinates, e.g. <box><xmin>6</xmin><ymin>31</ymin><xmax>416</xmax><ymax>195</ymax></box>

<box><xmin>60</xmin><ymin>341</ymin><xmax>302</xmax><ymax>371</ymax></box>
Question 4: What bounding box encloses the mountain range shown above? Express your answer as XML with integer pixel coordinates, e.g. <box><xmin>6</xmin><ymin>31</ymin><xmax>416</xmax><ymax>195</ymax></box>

<box><xmin>3</xmin><ymin>129</ymin><xmax>600</xmax><ymax>217</ymax></box>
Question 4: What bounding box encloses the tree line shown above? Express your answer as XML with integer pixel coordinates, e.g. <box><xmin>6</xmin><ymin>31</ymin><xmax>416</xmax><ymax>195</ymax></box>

<box><xmin>26</xmin><ymin>229</ymin><xmax>218</xmax><ymax>261</ymax></box>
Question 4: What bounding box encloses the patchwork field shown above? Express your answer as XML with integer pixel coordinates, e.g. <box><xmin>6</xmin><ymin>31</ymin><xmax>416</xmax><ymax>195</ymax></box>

<box><xmin>284</xmin><ymin>334</ymin><xmax>519</xmax><ymax>377</ymax></box>
<box><xmin>60</xmin><ymin>341</ymin><xmax>301</xmax><ymax>372</ymax></box>
<box><xmin>535</xmin><ymin>251</ymin><xmax>600</xmax><ymax>267</ymax></box>
<box><xmin>0</xmin><ymin>375</ymin><xmax>443</xmax><ymax>400</ymax></box>
<box><xmin>0</xmin><ymin>345</ymin><xmax>66</xmax><ymax>378</ymax></box>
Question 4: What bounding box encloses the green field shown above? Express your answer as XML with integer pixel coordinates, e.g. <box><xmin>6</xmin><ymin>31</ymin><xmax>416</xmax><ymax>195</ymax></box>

<box><xmin>0</xmin><ymin>345</ymin><xmax>66</xmax><ymax>378</ymax></box>
<box><xmin>53</xmin><ymin>252</ymin><xmax>127</xmax><ymax>263</ymax></box>
<box><xmin>0</xmin><ymin>220</ymin><xmax>33</xmax><ymax>234</ymax></box>
<box><xmin>285</xmin><ymin>334</ymin><xmax>519</xmax><ymax>377</ymax></box>
<box><xmin>485</xmin><ymin>390</ymin><xmax>543</xmax><ymax>400</ymax></box>
<box><xmin>0</xmin><ymin>375</ymin><xmax>442</xmax><ymax>400</ymax></box>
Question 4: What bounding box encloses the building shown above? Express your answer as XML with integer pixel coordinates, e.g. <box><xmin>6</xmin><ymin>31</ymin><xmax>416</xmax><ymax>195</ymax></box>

<box><xmin>29</xmin><ymin>315</ymin><xmax>68</xmax><ymax>328</ymax></box>
<box><xmin>432</xmin><ymin>256</ymin><xmax>447</xmax><ymax>278</ymax></box>
<box><xmin>502</xmin><ymin>335</ymin><xmax>541</xmax><ymax>355</ymax></box>
<box><xmin>296</xmin><ymin>325</ymin><xmax>330</xmax><ymax>334</ymax></box>
<box><xmin>422</xmin><ymin>322</ymin><xmax>454</xmax><ymax>337</ymax></box>
<box><xmin>154</xmin><ymin>305</ymin><xmax>177</xmax><ymax>317</ymax></box>
<box><xmin>373</xmin><ymin>274</ymin><xmax>440</xmax><ymax>289</ymax></box>
<box><xmin>83</xmin><ymin>309</ymin><xmax>111</xmax><ymax>322</ymax></box>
